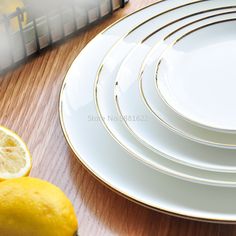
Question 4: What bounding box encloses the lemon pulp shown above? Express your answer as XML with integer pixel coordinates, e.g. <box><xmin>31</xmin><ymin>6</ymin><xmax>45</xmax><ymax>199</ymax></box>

<box><xmin>0</xmin><ymin>126</ymin><xmax>32</xmax><ymax>180</ymax></box>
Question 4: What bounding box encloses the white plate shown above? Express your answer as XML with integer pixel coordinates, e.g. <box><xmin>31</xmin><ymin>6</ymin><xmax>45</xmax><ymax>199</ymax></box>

<box><xmin>141</xmin><ymin>17</ymin><xmax>236</xmax><ymax>149</ymax></box>
<box><xmin>115</xmin><ymin>13</ymin><xmax>236</xmax><ymax>173</ymax></box>
<box><xmin>157</xmin><ymin>16</ymin><xmax>236</xmax><ymax>133</ymax></box>
<box><xmin>60</xmin><ymin>0</ymin><xmax>236</xmax><ymax>222</ymax></box>
<box><xmin>96</xmin><ymin>10</ymin><xmax>236</xmax><ymax>183</ymax></box>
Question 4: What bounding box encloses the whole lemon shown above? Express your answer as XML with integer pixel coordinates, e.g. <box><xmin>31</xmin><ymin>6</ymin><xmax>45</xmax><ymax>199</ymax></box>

<box><xmin>0</xmin><ymin>177</ymin><xmax>78</xmax><ymax>236</ymax></box>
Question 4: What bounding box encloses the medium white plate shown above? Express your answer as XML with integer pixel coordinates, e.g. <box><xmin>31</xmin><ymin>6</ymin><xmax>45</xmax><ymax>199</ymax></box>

<box><xmin>156</xmin><ymin>16</ymin><xmax>236</xmax><ymax>133</ymax></box>
<box><xmin>96</xmin><ymin>10</ymin><xmax>236</xmax><ymax>183</ymax></box>
<box><xmin>115</xmin><ymin>13</ymin><xmax>236</xmax><ymax>173</ymax></box>
<box><xmin>140</xmin><ymin>16</ymin><xmax>236</xmax><ymax>149</ymax></box>
<box><xmin>60</xmin><ymin>0</ymin><xmax>236</xmax><ymax>222</ymax></box>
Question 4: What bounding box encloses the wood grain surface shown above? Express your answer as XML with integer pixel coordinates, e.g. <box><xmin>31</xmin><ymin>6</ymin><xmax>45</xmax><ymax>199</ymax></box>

<box><xmin>1</xmin><ymin>1</ymin><xmax>236</xmax><ymax>235</ymax></box>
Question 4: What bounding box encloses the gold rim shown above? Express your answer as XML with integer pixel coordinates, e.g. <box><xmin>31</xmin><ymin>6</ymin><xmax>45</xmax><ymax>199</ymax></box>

<box><xmin>114</xmin><ymin>86</ymin><xmax>236</xmax><ymax>185</ymax></box>
<box><xmin>59</xmin><ymin>1</ymin><xmax>236</xmax><ymax>223</ymax></box>
<box><xmin>155</xmin><ymin>18</ymin><xmax>236</xmax><ymax>134</ymax></box>
<box><xmin>59</xmin><ymin>105</ymin><xmax>236</xmax><ymax>224</ymax></box>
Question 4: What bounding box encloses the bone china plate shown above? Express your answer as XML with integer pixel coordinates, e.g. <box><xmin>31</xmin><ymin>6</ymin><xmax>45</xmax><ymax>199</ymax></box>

<box><xmin>140</xmin><ymin>14</ymin><xmax>236</xmax><ymax>149</ymax></box>
<box><xmin>115</xmin><ymin>14</ymin><xmax>236</xmax><ymax>173</ymax></box>
<box><xmin>156</xmin><ymin>12</ymin><xmax>236</xmax><ymax>133</ymax></box>
<box><xmin>60</xmin><ymin>0</ymin><xmax>236</xmax><ymax>222</ymax></box>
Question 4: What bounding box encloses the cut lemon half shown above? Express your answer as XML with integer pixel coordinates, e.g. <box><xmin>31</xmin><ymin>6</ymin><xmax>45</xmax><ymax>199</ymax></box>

<box><xmin>0</xmin><ymin>126</ymin><xmax>32</xmax><ymax>181</ymax></box>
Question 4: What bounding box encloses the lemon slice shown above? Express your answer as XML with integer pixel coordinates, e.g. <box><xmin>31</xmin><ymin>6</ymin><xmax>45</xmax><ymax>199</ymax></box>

<box><xmin>0</xmin><ymin>126</ymin><xmax>31</xmax><ymax>181</ymax></box>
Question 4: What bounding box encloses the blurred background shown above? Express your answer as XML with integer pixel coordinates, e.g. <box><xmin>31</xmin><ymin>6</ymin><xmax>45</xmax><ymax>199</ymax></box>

<box><xmin>0</xmin><ymin>0</ymin><xmax>127</xmax><ymax>73</ymax></box>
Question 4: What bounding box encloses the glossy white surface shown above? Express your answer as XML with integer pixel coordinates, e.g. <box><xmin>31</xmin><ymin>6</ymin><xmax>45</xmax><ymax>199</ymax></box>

<box><xmin>157</xmin><ymin>20</ymin><xmax>236</xmax><ymax>132</ymax></box>
<box><xmin>115</xmin><ymin>13</ymin><xmax>236</xmax><ymax>173</ymax></box>
<box><xmin>60</xmin><ymin>0</ymin><xmax>236</xmax><ymax>222</ymax></box>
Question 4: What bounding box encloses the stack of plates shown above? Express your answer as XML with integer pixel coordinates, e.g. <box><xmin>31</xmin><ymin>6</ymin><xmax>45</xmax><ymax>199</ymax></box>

<box><xmin>59</xmin><ymin>0</ymin><xmax>236</xmax><ymax>222</ymax></box>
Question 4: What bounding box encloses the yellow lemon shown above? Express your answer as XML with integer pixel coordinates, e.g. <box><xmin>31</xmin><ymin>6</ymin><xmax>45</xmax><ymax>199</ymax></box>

<box><xmin>0</xmin><ymin>0</ymin><xmax>26</xmax><ymax>30</ymax></box>
<box><xmin>0</xmin><ymin>126</ymin><xmax>32</xmax><ymax>181</ymax></box>
<box><xmin>0</xmin><ymin>177</ymin><xmax>78</xmax><ymax>236</ymax></box>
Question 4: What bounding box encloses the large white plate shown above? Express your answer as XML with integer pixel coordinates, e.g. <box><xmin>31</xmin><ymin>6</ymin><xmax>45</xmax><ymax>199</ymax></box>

<box><xmin>96</xmin><ymin>10</ymin><xmax>236</xmax><ymax>184</ymax></box>
<box><xmin>156</xmin><ymin>16</ymin><xmax>236</xmax><ymax>133</ymax></box>
<box><xmin>115</xmin><ymin>14</ymin><xmax>236</xmax><ymax>173</ymax></box>
<box><xmin>60</xmin><ymin>0</ymin><xmax>236</xmax><ymax>222</ymax></box>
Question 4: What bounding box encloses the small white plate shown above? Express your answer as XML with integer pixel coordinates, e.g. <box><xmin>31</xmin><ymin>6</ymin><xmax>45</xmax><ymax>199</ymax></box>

<box><xmin>60</xmin><ymin>0</ymin><xmax>236</xmax><ymax>222</ymax></box>
<box><xmin>115</xmin><ymin>13</ymin><xmax>236</xmax><ymax>173</ymax></box>
<box><xmin>157</xmin><ymin>13</ymin><xmax>236</xmax><ymax>133</ymax></box>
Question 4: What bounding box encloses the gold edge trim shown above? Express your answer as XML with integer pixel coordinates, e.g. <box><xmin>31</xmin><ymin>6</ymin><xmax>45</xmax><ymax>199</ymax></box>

<box><xmin>114</xmin><ymin>90</ymin><xmax>236</xmax><ymax>187</ymax></box>
<box><xmin>59</xmin><ymin>91</ymin><xmax>236</xmax><ymax>224</ymax></box>
<box><xmin>58</xmin><ymin>1</ymin><xmax>236</xmax><ymax>223</ymax></box>
<box><xmin>139</xmin><ymin>12</ymin><xmax>236</xmax><ymax>148</ymax></box>
<box><xmin>94</xmin><ymin>0</ymin><xmax>208</xmax><ymax>106</ymax></box>
<box><xmin>141</xmin><ymin>5</ymin><xmax>236</xmax><ymax>43</ymax></box>
<box><xmin>155</xmin><ymin>18</ymin><xmax>236</xmax><ymax>134</ymax></box>
<box><xmin>114</xmin><ymin>89</ymin><xmax>236</xmax><ymax>186</ymax></box>
<box><xmin>59</xmin><ymin>102</ymin><xmax>236</xmax><ymax>224</ymax></box>
<box><xmin>101</xmin><ymin>0</ymin><xmax>203</xmax><ymax>37</ymax></box>
<box><xmin>93</xmin><ymin>0</ymin><xmax>205</xmax><ymax>109</ymax></box>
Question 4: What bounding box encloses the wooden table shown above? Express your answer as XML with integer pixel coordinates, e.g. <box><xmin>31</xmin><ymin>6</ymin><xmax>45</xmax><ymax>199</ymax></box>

<box><xmin>1</xmin><ymin>1</ymin><xmax>236</xmax><ymax>235</ymax></box>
